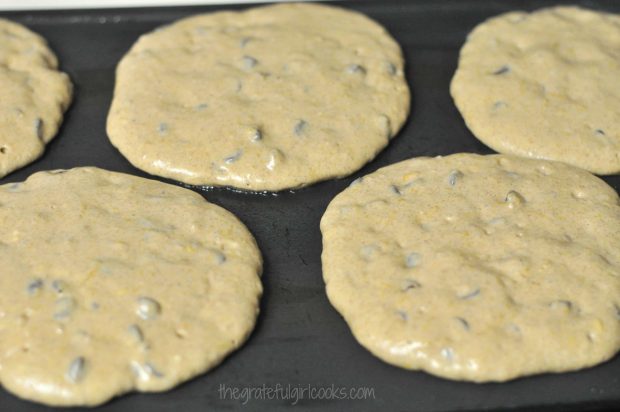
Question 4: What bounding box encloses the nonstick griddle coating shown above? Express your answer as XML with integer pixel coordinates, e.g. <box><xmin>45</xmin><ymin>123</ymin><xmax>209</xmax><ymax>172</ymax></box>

<box><xmin>0</xmin><ymin>1</ymin><xmax>619</xmax><ymax>411</ymax></box>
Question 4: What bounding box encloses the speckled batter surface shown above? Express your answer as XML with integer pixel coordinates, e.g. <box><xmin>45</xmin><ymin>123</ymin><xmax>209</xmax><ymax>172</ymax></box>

<box><xmin>0</xmin><ymin>18</ymin><xmax>72</xmax><ymax>178</ymax></box>
<box><xmin>0</xmin><ymin>168</ymin><xmax>262</xmax><ymax>406</ymax></box>
<box><xmin>321</xmin><ymin>153</ymin><xmax>620</xmax><ymax>382</ymax></box>
<box><xmin>451</xmin><ymin>6</ymin><xmax>620</xmax><ymax>175</ymax></box>
<box><xmin>107</xmin><ymin>2</ymin><xmax>410</xmax><ymax>191</ymax></box>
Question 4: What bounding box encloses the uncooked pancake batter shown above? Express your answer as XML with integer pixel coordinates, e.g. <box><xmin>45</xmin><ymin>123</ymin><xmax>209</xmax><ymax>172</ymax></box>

<box><xmin>107</xmin><ymin>2</ymin><xmax>410</xmax><ymax>191</ymax></box>
<box><xmin>321</xmin><ymin>153</ymin><xmax>620</xmax><ymax>382</ymax></box>
<box><xmin>0</xmin><ymin>168</ymin><xmax>262</xmax><ymax>406</ymax></box>
<box><xmin>0</xmin><ymin>18</ymin><xmax>72</xmax><ymax>178</ymax></box>
<box><xmin>451</xmin><ymin>6</ymin><xmax>620</xmax><ymax>174</ymax></box>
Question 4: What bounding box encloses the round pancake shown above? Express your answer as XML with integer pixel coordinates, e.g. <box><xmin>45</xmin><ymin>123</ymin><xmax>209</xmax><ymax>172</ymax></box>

<box><xmin>0</xmin><ymin>18</ymin><xmax>72</xmax><ymax>178</ymax></box>
<box><xmin>450</xmin><ymin>6</ymin><xmax>620</xmax><ymax>175</ymax></box>
<box><xmin>321</xmin><ymin>153</ymin><xmax>620</xmax><ymax>382</ymax></box>
<box><xmin>107</xmin><ymin>2</ymin><xmax>410</xmax><ymax>191</ymax></box>
<box><xmin>0</xmin><ymin>168</ymin><xmax>262</xmax><ymax>406</ymax></box>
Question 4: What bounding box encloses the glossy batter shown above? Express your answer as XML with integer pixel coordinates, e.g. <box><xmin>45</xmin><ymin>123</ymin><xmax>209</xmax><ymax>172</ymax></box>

<box><xmin>0</xmin><ymin>18</ymin><xmax>72</xmax><ymax>178</ymax></box>
<box><xmin>451</xmin><ymin>6</ymin><xmax>620</xmax><ymax>174</ymax></box>
<box><xmin>321</xmin><ymin>153</ymin><xmax>620</xmax><ymax>382</ymax></box>
<box><xmin>107</xmin><ymin>2</ymin><xmax>410</xmax><ymax>191</ymax></box>
<box><xmin>0</xmin><ymin>168</ymin><xmax>262</xmax><ymax>406</ymax></box>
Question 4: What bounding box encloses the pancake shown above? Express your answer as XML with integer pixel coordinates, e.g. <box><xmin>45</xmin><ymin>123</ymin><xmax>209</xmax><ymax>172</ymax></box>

<box><xmin>321</xmin><ymin>153</ymin><xmax>620</xmax><ymax>381</ymax></box>
<box><xmin>107</xmin><ymin>3</ymin><xmax>410</xmax><ymax>191</ymax></box>
<box><xmin>0</xmin><ymin>167</ymin><xmax>262</xmax><ymax>405</ymax></box>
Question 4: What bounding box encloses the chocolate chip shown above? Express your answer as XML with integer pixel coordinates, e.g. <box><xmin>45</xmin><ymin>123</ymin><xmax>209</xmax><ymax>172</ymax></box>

<box><xmin>492</xmin><ymin>65</ymin><xmax>510</xmax><ymax>75</ymax></box>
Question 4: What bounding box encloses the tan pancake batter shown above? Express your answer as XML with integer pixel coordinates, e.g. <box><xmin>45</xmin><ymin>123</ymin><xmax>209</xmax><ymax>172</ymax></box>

<box><xmin>0</xmin><ymin>18</ymin><xmax>72</xmax><ymax>178</ymax></box>
<box><xmin>321</xmin><ymin>153</ymin><xmax>620</xmax><ymax>382</ymax></box>
<box><xmin>0</xmin><ymin>168</ymin><xmax>262</xmax><ymax>406</ymax></box>
<box><xmin>451</xmin><ymin>6</ymin><xmax>620</xmax><ymax>175</ymax></box>
<box><xmin>107</xmin><ymin>2</ymin><xmax>410</xmax><ymax>191</ymax></box>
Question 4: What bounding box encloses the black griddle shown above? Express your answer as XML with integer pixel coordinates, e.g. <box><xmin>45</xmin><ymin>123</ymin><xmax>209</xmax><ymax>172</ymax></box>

<box><xmin>1</xmin><ymin>1</ymin><xmax>620</xmax><ymax>411</ymax></box>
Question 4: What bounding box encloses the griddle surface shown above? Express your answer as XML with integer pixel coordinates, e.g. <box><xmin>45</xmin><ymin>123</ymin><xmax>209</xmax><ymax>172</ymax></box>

<box><xmin>1</xmin><ymin>1</ymin><xmax>619</xmax><ymax>410</ymax></box>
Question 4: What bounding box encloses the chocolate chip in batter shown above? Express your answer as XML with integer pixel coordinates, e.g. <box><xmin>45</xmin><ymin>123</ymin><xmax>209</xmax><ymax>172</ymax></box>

<box><xmin>266</xmin><ymin>148</ymin><xmax>285</xmax><ymax>171</ymax></box>
<box><xmin>455</xmin><ymin>317</ymin><xmax>470</xmax><ymax>331</ymax></box>
<box><xmin>66</xmin><ymin>357</ymin><xmax>86</xmax><ymax>383</ymax></box>
<box><xmin>128</xmin><ymin>324</ymin><xmax>144</xmax><ymax>343</ymax></box>
<box><xmin>250</xmin><ymin>128</ymin><xmax>262</xmax><ymax>142</ymax></box>
<box><xmin>405</xmin><ymin>252</ymin><xmax>421</xmax><ymax>268</ymax></box>
<box><xmin>448</xmin><ymin>169</ymin><xmax>464</xmax><ymax>186</ymax></box>
<box><xmin>294</xmin><ymin>120</ymin><xmax>308</xmax><ymax>136</ymax></box>
<box><xmin>505</xmin><ymin>190</ymin><xmax>526</xmax><ymax>208</ymax></box>
<box><xmin>386</xmin><ymin>62</ymin><xmax>397</xmax><ymax>75</ymax></box>
<box><xmin>51</xmin><ymin>279</ymin><xmax>67</xmax><ymax>294</ymax></box>
<box><xmin>26</xmin><ymin>279</ymin><xmax>43</xmax><ymax>295</ymax></box>
<box><xmin>132</xmin><ymin>361</ymin><xmax>164</xmax><ymax>379</ymax></box>
<box><xmin>402</xmin><ymin>278</ymin><xmax>422</xmax><ymax>291</ymax></box>
<box><xmin>346</xmin><ymin>64</ymin><xmax>366</xmax><ymax>75</ymax></box>
<box><xmin>210</xmin><ymin>249</ymin><xmax>227</xmax><ymax>264</ymax></box>
<box><xmin>224</xmin><ymin>150</ymin><xmax>243</xmax><ymax>164</ymax></box>
<box><xmin>441</xmin><ymin>347</ymin><xmax>454</xmax><ymax>361</ymax></box>
<box><xmin>459</xmin><ymin>288</ymin><xmax>480</xmax><ymax>300</ymax></box>
<box><xmin>144</xmin><ymin>363</ymin><xmax>164</xmax><ymax>378</ymax></box>
<box><xmin>54</xmin><ymin>297</ymin><xmax>76</xmax><ymax>320</ymax></box>
<box><xmin>136</xmin><ymin>297</ymin><xmax>161</xmax><ymax>320</ymax></box>
<box><xmin>242</xmin><ymin>55</ymin><xmax>258</xmax><ymax>69</ymax></box>
<box><xmin>492</xmin><ymin>65</ymin><xmax>510</xmax><ymax>75</ymax></box>
<box><xmin>378</xmin><ymin>114</ymin><xmax>392</xmax><ymax>138</ymax></box>
<box><xmin>239</xmin><ymin>37</ymin><xmax>253</xmax><ymax>48</ymax></box>
<box><xmin>34</xmin><ymin>118</ymin><xmax>43</xmax><ymax>141</ymax></box>
<box><xmin>550</xmin><ymin>300</ymin><xmax>573</xmax><ymax>312</ymax></box>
